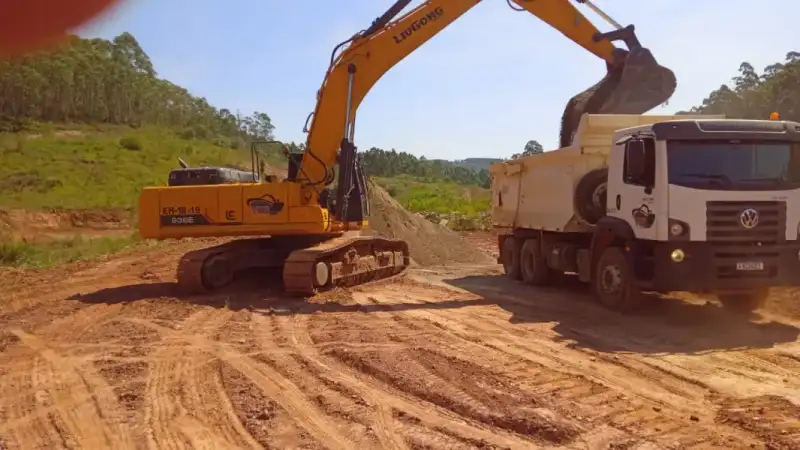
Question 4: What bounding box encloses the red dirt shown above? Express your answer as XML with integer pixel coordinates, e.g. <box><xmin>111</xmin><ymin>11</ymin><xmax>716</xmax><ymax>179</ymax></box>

<box><xmin>0</xmin><ymin>232</ymin><xmax>798</xmax><ymax>449</ymax></box>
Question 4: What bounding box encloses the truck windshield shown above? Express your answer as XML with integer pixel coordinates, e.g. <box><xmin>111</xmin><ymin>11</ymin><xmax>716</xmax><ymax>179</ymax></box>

<box><xmin>667</xmin><ymin>140</ymin><xmax>800</xmax><ymax>191</ymax></box>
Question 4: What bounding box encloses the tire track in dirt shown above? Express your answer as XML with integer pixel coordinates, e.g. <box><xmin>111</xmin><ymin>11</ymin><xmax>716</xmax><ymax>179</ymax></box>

<box><xmin>210</xmin><ymin>308</ymin><xmax>357</xmax><ymax>450</ymax></box>
<box><xmin>412</xmin><ymin>275</ymin><xmax>799</xmax><ymax>447</ymax></box>
<box><xmin>129</xmin><ymin>308</ymin><xmax>263</xmax><ymax>450</ymax></box>
<box><xmin>350</xmin><ymin>282</ymin><xmax>767</xmax><ymax>448</ymax></box>
<box><xmin>0</xmin><ymin>355</ymin><xmax>65</xmax><ymax>449</ymax></box>
<box><xmin>0</xmin><ymin>299</ymin><xmax>141</xmax><ymax>449</ymax></box>
<box><xmin>267</xmin><ymin>310</ymin><xmax>411</xmax><ymax>450</ymax></box>
<box><xmin>4</xmin><ymin>329</ymin><xmax>137</xmax><ymax>449</ymax></box>
<box><xmin>256</xmin><ymin>303</ymin><xmax>548</xmax><ymax>449</ymax></box>
<box><xmin>131</xmin><ymin>305</ymin><xmax>355</xmax><ymax>450</ymax></box>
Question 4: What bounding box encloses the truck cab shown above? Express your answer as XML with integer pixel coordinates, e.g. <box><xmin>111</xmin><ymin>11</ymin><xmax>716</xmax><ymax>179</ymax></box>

<box><xmin>601</xmin><ymin>117</ymin><xmax>800</xmax><ymax>307</ymax></box>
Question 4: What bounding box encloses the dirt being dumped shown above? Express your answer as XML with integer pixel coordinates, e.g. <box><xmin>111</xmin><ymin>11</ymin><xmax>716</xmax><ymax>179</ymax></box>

<box><xmin>362</xmin><ymin>180</ymin><xmax>494</xmax><ymax>267</ymax></box>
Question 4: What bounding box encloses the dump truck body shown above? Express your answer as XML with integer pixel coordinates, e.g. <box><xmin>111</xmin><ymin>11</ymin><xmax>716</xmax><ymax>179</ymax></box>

<box><xmin>492</xmin><ymin>114</ymin><xmax>800</xmax><ymax>313</ymax></box>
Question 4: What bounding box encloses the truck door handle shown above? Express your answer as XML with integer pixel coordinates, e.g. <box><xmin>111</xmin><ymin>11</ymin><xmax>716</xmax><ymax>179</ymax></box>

<box><xmin>616</xmin><ymin>195</ymin><xmax>621</xmax><ymax>210</ymax></box>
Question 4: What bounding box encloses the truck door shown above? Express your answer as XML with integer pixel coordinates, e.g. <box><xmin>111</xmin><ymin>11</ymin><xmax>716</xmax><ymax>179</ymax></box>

<box><xmin>616</xmin><ymin>137</ymin><xmax>659</xmax><ymax>240</ymax></box>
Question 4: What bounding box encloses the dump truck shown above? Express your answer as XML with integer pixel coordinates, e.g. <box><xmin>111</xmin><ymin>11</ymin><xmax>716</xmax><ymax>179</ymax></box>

<box><xmin>491</xmin><ymin>113</ymin><xmax>800</xmax><ymax>313</ymax></box>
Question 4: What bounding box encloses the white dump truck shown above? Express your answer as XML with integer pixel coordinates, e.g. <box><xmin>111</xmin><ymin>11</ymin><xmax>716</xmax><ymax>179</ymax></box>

<box><xmin>491</xmin><ymin>113</ymin><xmax>800</xmax><ymax>312</ymax></box>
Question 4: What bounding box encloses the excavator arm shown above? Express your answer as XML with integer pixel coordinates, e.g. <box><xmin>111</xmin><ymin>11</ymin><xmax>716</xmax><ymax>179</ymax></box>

<box><xmin>297</xmin><ymin>0</ymin><xmax>676</xmax><ymax>218</ymax></box>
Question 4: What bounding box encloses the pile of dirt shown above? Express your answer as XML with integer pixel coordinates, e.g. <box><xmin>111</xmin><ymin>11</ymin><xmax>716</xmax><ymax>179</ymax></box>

<box><xmin>361</xmin><ymin>180</ymin><xmax>494</xmax><ymax>267</ymax></box>
<box><xmin>763</xmin><ymin>288</ymin><xmax>800</xmax><ymax>320</ymax></box>
<box><xmin>0</xmin><ymin>208</ymin><xmax>132</xmax><ymax>242</ymax></box>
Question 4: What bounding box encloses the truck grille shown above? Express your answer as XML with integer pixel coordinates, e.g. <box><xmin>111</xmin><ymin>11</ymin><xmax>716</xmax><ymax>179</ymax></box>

<box><xmin>705</xmin><ymin>201</ymin><xmax>786</xmax><ymax>279</ymax></box>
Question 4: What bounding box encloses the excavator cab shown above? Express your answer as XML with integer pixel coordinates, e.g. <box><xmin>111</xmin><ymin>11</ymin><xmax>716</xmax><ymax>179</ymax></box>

<box><xmin>559</xmin><ymin>24</ymin><xmax>676</xmax><ymax>147</ymax></box>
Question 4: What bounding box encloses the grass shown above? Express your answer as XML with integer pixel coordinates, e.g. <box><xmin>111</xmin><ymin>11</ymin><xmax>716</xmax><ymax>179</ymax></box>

<box><xmin>0</xmin><ymin>233</ymin><xmax>145</xmax><ymax>268</ymax></box>
<box><xmin>0</xmin><ymin>123</ymin><xmax>287</xmax><ymax>210</ymax></box>
<box><xmin>0</xmin><ymin>123</ymin><xmax>492</xmax><ymax>267</ymax></box>
<box><xmin>374</xmin><ymin>174</ymin><xmax>491</xmax><ymax>216</ymax></box>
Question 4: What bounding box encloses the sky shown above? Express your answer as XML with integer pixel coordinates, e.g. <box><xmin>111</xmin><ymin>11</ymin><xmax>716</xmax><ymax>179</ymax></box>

<box><xmin>78</xmin><ymin>0</ymin><xmax>799</xmax><ymax>161</ymax></box>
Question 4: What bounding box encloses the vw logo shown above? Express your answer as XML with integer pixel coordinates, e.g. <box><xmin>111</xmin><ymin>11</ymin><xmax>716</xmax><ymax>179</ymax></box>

<box><xmin>739</xmin><ymin>208</ymin><xmax>759</xmax><ymax>229</ymax></box>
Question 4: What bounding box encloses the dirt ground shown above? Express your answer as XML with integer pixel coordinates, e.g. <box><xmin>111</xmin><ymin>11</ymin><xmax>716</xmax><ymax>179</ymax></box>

<box><xmin>1</xmin><ymin>181</ymin><xmax>799</xmax><ymax>450</ymax></box>
<box><xmin>0</xmin><ymin>231</ymin><xmax>799</xmax><ymax>450</ymax></box>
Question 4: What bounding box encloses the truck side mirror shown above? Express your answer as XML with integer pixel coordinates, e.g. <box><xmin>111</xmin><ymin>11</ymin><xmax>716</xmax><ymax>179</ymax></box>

<box><xmin>626</xmin><ymin>140</ymin><xmax>646</xmax><ymax>180</ymax></box>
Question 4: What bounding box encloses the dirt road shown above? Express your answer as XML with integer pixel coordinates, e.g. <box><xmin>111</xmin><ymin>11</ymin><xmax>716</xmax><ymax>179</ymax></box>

<box><xmin>1</xmin><ymin>236</ymin><xmax>799</xmax><ymax>449</ymax></box>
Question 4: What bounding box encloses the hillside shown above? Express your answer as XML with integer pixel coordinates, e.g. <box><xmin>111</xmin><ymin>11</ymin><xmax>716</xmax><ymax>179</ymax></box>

<box><xmin>2</xmin><ymin>37</ymin><xmax>800</xmax><ymax>267</ymax></box>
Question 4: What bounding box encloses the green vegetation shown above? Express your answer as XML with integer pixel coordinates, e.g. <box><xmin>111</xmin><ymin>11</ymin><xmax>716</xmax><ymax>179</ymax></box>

<box><xmin>681</xmin><ymin>51</ymin><xmax>800</xmax><ymax>119</ymax></box>
<box><xmin>0</xmin><ymin>233</ymin><xmax>145</xmax><ymax>268</ymax></box>
<box><xmin>2</xmin><ymin>33</ymin><xmax>800</xmax><ymax>259</ymax></box>
<box><xmin>362</xmin><ymin>147</ymin><xmax>493</xmax><ymax>188</ymax></box>
<box><xmin>374</xmin><ymin>175</ymin><xmax>490</xmax><ymax>215</ymax></box>
<box><xmin>0</xmin><ymin>32</ymin><xmax>275</xmax><ymax>144</ymax></box>
<box><xmin>0</xmin><ymin>124</ymin><xmax>277</xmax><ymax>209</ymax></box>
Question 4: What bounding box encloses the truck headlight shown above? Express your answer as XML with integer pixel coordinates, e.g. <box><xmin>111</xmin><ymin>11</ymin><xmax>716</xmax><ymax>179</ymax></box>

<box><xmin>670</xmin><ymin>249</ymin><xmax>685</xmax><ymax>262</ymax></box>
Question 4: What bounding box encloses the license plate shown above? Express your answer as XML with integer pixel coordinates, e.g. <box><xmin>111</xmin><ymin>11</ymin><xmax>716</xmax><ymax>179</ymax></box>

<box><xmin>736</xmin><ymin>262</ymin><xmax>764</xmax><ymax>271</ymax></box>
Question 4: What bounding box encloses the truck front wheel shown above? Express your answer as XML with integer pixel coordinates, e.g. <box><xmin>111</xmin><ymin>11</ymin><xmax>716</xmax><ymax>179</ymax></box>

<box><xmin>717</xmin><ymin>289</ymin><xmax>769</xmax><ymax>313</ymax></box>
<box><xmin>594</xmin><ymin>247</ymin><xmax>643</xmax><ymax>312</ymax></box>
<box><xmin>520</xmin><ymin>239</ymin><xmax>552</xmax><ymax>286</ymax></box>
<box><xmin>501</xmin><ymin>236</ymin><xmax>522</xmax><ymax>280</ymax></box>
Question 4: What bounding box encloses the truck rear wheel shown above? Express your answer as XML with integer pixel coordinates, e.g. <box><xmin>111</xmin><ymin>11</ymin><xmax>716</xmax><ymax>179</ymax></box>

<box><xmin>520</xmin><ymin>239</ymin><xmax>552</xmax><ymax>286</ymax></box>
<box><xmin>717</xmin><ymin>289</ymin><xmax>769</xmax><ymax>313</ymax></box>
<box><xmin>594</xmin><ymin>246</ymin><xmax>643</xmax><ymax>312</ymax></box>
<box><xmin>501</xmin><ymin>236</ymin><xmax>522</xmax><ymax>280</ymax></box>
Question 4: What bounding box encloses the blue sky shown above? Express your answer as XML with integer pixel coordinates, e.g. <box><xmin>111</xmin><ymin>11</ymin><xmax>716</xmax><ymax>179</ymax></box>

<box><xmin>79</xmin><ymin>0</ymin><xmax>798</xmax><ymax>160</ymax></box>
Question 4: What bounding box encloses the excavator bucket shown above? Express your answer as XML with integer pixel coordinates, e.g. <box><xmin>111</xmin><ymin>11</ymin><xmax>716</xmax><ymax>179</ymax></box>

<box><xmin>599</xmin><ymin>47</ymin><xmax>676</xmax><ymax>114</ymax></box>
<box><xmin>558</xmin><ymin>26</ymin><xmax>677</xmax><ymax>148</ymax></box>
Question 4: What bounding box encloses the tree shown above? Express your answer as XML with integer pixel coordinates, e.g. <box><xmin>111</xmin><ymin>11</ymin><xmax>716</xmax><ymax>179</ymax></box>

<box><xmin>360</xmin><ymin>147</ymin><xmax>491</xmax><ymax>188</ymax></box>
<box><xmin>509</xmin><ymin>139</ymin><xmax>544</xmax><ymax>159</ymax></box>
<box><xmin>0</xmin><ymin>32</ymin><xmax>272</xmax><ymax>145</ymax></box>
<box><xmin>679</xmin><ymin>50</ymin><xmax>800</xmax><ymax>121</ymax></box>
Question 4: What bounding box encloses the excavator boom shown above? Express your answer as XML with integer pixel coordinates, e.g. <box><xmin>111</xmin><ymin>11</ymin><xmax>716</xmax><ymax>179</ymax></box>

<box><xmin>300</xmin><ymin>0</ymin><xmax>677</xmax><ymax>189</ymax></box>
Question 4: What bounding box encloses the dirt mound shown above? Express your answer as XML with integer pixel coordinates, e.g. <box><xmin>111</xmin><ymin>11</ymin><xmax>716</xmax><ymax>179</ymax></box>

<box><xmin>362</xmin><ymin>180</ymin><xmax>494</xmax><ymax>267</ymax></box>
<box><xmin>0</xmin><ymin>208</ymin><xmax>132</xmax><ymax>242</ymax></box>
<box><xmin>763</xmin><ymin>289</ymin><xmax>800</xmax><ymax>320</ymax></box>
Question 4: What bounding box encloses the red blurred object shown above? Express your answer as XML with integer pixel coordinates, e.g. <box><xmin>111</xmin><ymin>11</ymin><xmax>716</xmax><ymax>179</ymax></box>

<box><xmin>0</xmin><ymin>0</ymin><xmax>120</xmax><ymax>57</ymax></box>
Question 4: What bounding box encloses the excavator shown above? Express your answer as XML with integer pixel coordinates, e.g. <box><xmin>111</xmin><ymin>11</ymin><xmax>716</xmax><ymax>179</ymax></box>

<box><xmin>133</xmin><ymin>0</ymin><xmax>677</xmax><ymax>296</ymax></box>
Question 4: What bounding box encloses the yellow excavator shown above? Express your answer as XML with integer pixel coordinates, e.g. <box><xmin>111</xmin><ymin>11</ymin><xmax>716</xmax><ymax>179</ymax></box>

<box><xmin>137</xmin><ymin>0</ymin><xmax>676</xmax><ymax>296</ymax></box>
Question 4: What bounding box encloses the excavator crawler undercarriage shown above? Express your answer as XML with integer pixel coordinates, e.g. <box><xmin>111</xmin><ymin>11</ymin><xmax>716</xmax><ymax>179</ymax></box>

<box><xmin>176</xmin><ymin>234</ymin><xmax>410</xmax><ymax>297</ymax></box>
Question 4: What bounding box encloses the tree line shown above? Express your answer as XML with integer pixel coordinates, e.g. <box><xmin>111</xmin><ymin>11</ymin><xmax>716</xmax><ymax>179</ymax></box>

<box><xmin>682</xmin><ymin>51</ymin><xmax>800</xmax><ymax>120</ymax></box>
<box><xmin>5</xmin><ymin>32</ymin><xmax>796</xmax><ymax>191</ymax></box>
<box><xmin>360</xmin><ymin>147</ymin><xmax>492</xmax><ymax>188</ymax></box>
<box><xmin>0</xmin><ymin>32</ymin><xmax>274</xmax><ymax>146</ymax></box>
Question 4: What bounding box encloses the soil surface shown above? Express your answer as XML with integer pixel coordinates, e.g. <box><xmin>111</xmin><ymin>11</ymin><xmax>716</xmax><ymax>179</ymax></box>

<box><xmin>0</xmin><ymin>208</ymin><xmax>133</xmax><ymax>242</ymax></box>
<box><xmin>1</xmin><ymin>232</ymin><xmax>799</xmax><ymax>450</ymax></box>
<box><xmin>1</xmin><ymin>182</ymin><xmax>799</xmax><ymax>449</ymax></box>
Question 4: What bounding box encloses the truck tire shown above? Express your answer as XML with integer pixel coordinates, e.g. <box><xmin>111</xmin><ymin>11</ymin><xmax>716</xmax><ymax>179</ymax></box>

<box><xmin>593</xmin><ymin>246</ymin><xmax>643</xmax><ymax>312</ymax></box>
<box><xmin>520</xmin><ymin>238</ymin><xmax>552</xmax><ymax>286</ymax></box>
<box><xmin>574</xmin><ymin>168</ymin><xmax>608</xmax><ymax>225</ymax></box>
<box><xmin>717</xmin><ymin>289</ymin><xmax>769</xmax><ymax>313</ymax></box>
<box><xmin>501</xmin><ymin>236</ymin><xmax>522</xmax><ymax>280</ymax></box>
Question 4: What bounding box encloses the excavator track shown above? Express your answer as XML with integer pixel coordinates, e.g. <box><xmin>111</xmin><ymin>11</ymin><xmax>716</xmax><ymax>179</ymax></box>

<box><xmin>175</xmin><ymin>234</ymin><xmax>410</xmax><ymax>296</ymax></box>
<box><xmin>282</xmin><ymin>233</ymin><xmax>410</xmax><ymax>296</ymax></box>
